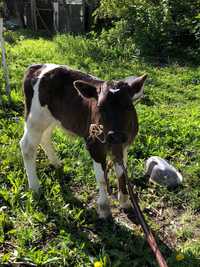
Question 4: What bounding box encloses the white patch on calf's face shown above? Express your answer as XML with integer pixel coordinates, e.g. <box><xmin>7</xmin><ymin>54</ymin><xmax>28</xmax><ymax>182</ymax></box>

<box><xmin>109</xmin><ymin>88</ymin><xmax>120</xmax><ymax>94</ymax></box>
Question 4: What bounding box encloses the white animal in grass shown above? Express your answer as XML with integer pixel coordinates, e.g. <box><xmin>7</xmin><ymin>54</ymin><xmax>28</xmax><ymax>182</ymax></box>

<box><xmin>145</xmin><ymin>156</ymin><xmax>183</xmax><ymax>188</ymax></box>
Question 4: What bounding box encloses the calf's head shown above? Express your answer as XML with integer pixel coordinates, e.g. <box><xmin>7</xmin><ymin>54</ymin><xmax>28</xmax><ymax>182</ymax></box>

<box><xmin>74</xmin><ymin>75</ymin><xmax>147</xmax><ymax>145</ymax></box>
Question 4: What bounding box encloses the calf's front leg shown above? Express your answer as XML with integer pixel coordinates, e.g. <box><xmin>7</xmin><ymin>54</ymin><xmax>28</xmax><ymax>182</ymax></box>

<box><xmin>114</xmin><ymin>147</ymin><xmax>132</xmax><ymax>209</ymax></box>
<box><xmin>93</xmin><ymin>161</ymin><xmax>111</xmax><ymax>218</ymax></box>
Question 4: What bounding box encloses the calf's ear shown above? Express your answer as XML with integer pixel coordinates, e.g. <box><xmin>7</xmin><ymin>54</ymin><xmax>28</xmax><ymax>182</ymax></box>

<box><xmin>73</xmin><ymin>80</ymin><xmax>98</xmax><ymax>99</ymax></box>
<box><xmin>125</xmin><ymin>74</ymin><xmax>147</xmax><ymax>100</ymax></box>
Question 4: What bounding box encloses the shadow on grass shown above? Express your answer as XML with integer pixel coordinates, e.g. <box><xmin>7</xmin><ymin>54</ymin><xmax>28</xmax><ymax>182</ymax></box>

<box><xmin>0</xmin><ymin>98</ymin><xmax>24</xmax><ymax>116</ymax></box>
<box><xmin>34</xmin><ymin>167</ymin><xmax>200</xmax><ymax>267</ymax></box>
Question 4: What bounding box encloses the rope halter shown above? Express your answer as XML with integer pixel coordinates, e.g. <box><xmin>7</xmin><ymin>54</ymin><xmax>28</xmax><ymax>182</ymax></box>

<box><xmin>88</xmin><ymin>123</ymin><xmax>106</xmax><ymax>144</ymax></box>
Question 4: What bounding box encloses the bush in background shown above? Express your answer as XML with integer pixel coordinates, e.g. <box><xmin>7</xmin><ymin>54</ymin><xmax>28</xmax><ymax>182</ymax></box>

<box><xmin>94</xmin><ymin>0</ymin><xmax>200</xmax><ymax>63</ymax></box>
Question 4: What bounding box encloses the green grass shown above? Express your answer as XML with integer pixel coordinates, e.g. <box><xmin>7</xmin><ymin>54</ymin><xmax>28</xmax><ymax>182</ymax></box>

<box><xmin>0</xmin><ymin>32</ymin><xmax>200</xmax><ymax>266</ymax></box>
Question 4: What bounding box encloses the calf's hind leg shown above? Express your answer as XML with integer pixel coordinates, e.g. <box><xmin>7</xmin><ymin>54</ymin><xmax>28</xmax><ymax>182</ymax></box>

<box><xmin>40</xmin><ymin>125</ymin><xmax>61</xmax><ymax>168</ymax></box>
<box><xmin>20</xmin><ymin>122</ymin><xmax>46</xmax><ymax>192</ymax></box>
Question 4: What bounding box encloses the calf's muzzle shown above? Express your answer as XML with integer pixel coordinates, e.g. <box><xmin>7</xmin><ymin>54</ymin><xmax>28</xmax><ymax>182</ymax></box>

<box><xmin>106</xmin><ymin>131</ymin><xmax>127</xmax><ymax>144</ymax></box>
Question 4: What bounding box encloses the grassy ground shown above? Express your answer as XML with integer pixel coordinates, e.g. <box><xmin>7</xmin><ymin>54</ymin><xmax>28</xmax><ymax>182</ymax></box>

<box><xmin>0</xmin><ymin>32</ymin><xmax>200</xmax><ymax>266</ymax></box>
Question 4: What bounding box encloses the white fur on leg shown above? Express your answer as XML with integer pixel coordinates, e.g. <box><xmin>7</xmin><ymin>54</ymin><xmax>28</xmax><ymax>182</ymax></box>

<box><xmin>118</xmin><ymin>191</ymin><xmax>132</xmax><ymax>209</ymax></box>
<box><xmin>115</xmin><ymin>163</ymin><xmax>123</xmax><ymax>177</ymax></box>
<box><xmin>115</xmin><ymin>161</ymin><xmax>131</xmax><ymax>208</ymax></box>
<box><xmin>40</xmin><ymin>125</ymin><xmax>62</xmax><ymax>168</ymax></box>
<box><xmin>114</xmin><ymin>148</ymin><xmax>128</xmax><ymax>178</ymax></box>
<box><xmin>93</xmin><ymin>161</ymin><xmax>111</xmax><ymax>218</ymax></box>
<box><xmin>123</xmin><ymin>147</ymin><xmax>128</xmax><ymax>167</ymax></box>
<box><xmin>20</xmin><ymin>125</ymin><xmax>41</xmax><ymax>191</ymax></box>
<box><xmin>115</xmin><ymin>148</ymin><xmax>131</xmax><ymax>209</ymax></box>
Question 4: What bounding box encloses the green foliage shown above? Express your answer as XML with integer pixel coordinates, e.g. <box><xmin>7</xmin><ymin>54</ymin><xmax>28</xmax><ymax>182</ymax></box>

<box><xmin>95</xmin><ymin>0</ymin><xmax>200</xmax><ymax>63</ymax></box>
<box><xmin>3</xmin><ymin>30</ymin><xmax>24</xmax><ymax>45</ymax></box>
<box><xmin>0</xmin><ymin>32</ymin><xmax>200</xmax><ymax>266</ymax></box>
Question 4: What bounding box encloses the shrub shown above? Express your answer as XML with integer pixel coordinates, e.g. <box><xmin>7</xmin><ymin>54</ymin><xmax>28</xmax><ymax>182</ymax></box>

<box><xmin>94</xmin><ymin>0</ymin><xmax>200</xmax><ymax>63</ymax></box>
<box><xmin>3</xmin><ymin>30</ymin><xmax>23</xmax><ymax>44</ymax></box>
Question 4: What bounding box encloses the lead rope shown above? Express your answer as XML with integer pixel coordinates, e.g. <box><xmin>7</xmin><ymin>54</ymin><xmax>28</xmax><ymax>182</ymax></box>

<box><xmin>88</xmin><ymin>124</ymin><xmax>168</xmax><ymax>266</ymax></box>
<box><xmin>120</xmin><ymin>163</ymin><xmax>169</xmax><ymax>267</ymax></box>
<box><xmin>88</xmin><ymin>123</ymin><xmax>111</xmax><ymax>194</ymax></box>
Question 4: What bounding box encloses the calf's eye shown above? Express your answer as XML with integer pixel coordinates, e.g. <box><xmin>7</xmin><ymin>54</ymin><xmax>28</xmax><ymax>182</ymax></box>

<box><xmin>126</xmin><ymin>104</ymin><xmax>133</xmax><ymax>111</ymax></box>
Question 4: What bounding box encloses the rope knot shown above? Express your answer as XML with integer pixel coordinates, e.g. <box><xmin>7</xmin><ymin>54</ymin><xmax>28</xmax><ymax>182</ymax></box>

<box><xmin>89</xmin><ymin>124</ymin><xmax>106</xmax><ymax>144</ymax></box>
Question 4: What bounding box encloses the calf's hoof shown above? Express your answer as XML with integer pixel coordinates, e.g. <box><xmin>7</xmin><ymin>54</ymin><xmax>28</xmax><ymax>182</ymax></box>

<box><xmin>29</xmin><ymin>182</ymin><xmax>41</xmax><ymax>194</ymax></box>
<box><xmin>118</xmin><ymin>193</ymin><xmax>132</xmax><ymax>209</ymax></box>
<box><xmin>120</xmin><ymin>199</ymin><xmax>132</xmax><ymax>209</ymax></box>
<box><xmin>97</xmin><ymin>202</ymin><xmax>112</xmax><ymax>219</ymax></box>
<box><xmin>53</xmin><ymin>160</ymin><xmax>62</xmax><ymax>169</ymax></box>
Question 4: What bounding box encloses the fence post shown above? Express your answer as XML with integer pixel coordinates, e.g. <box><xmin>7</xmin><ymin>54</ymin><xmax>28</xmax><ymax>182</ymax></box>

<box><xmin>0</xmin><ymin>16</ymin><xmax>11</xmax><ymax>104</ymax></box>
<box><xmin>30</xmin><ymin>0</ymin><xmax>37</xmax><ymax>31</ymax></box>
<box><xmin>53</xmin><ymin>1</ymin><xmax>59</xmax><ymax>33</ymax></box>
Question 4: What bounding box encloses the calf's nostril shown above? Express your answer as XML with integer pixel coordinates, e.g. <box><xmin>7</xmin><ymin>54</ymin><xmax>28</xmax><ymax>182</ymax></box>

<box><xmin>107</xmin><ymin>131</ymin><xmax>114</xmax><ymax>136</ymax></box>
<box><xmin>106</xmin><ymin>131</ymin><xmax>127</xmax><ymax>144</ymax></box>
<box><xmin>106</xmin><ymin>132</ymin><xmax>115</xmax><ymax>143</ymax></box>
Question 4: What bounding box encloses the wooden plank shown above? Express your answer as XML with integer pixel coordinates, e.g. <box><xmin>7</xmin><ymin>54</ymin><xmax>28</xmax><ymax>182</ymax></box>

<box><xmin>65</xmin><ymin>0</ymin><xmax>83</xmax><ymax>4</ymax></box>
<box><xmin>30</xmin><ymin>0</ymin><xmax>37</xmax><ymax>31</ymax></box>
<box><xmin>53</xmin><ymin>2</ymin><xmax>59</xmax><ymax>32</ymax></box>
<box><xmin>37</xmin><ymin>8</ymin><xmax>53</xmax><ymax>11</ymax></box>
<box><xmin>36</xmin><ymin>8</ymin><xmax>52</xmax><ymax>34</ymax></box>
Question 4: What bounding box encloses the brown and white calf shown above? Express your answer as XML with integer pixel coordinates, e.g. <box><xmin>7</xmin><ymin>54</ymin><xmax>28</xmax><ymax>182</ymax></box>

<box><xmin>20</xmin><ymin>64</ymin><xmax>147</xmax><ymax>218</ymax></box>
